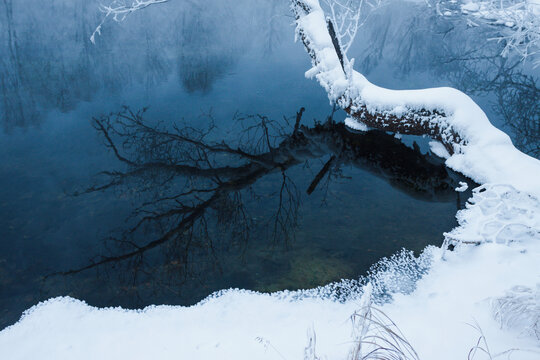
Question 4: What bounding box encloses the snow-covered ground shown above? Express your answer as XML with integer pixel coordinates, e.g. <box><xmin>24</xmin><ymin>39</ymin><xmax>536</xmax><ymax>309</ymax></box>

<box><xmin>1</xmin><ymin>0</ymin><xmax>539</xmax><ymax>359</ymax></box>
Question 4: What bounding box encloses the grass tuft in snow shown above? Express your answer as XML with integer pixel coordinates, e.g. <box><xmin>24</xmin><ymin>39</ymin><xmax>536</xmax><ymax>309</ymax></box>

<box><xmin>491</xmin><ymin>285</ymin><xmax>540</xmax><ymax>340</ymax></box>
<box><xmin>306</xmin><ymin>284</ymin><xmax>420</xmax><ymax>360</ymax></box>
<box><xmin>466</xmin><ymin>321</ymin><xmax>540</xmax><ymax>359</ymax></box>
<box><xmin>347</xmin><ymin>307</ymin><xmax>420</xmax><ymax>360</ymax></box>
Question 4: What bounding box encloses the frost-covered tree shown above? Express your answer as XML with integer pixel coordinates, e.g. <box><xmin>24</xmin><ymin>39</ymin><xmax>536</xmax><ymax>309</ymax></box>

<box><xmin>429</xmin><ymin>0</ymin><xmax>540</xmax><ymax>66</ymax></box>
<box><xmin>90</xmin><ymin>0</ymin><xmax>539</xmax><ymax>67</ymax></box>
<box><xmin>321</xmin><ymin>0</ymin><xmax>382</xmax><ymax>55</ymax></box>
<box><xmin>91</xmin><ymin>0</ymin><xmax>168</xmax><ymax>43</ymax></box>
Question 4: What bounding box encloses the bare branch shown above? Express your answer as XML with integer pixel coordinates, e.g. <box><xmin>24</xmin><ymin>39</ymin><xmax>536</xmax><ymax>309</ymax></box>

<box><xmin>90</xmin><ymin>0</ymin><xmax>169</xmax><ymax>44</ymax></box>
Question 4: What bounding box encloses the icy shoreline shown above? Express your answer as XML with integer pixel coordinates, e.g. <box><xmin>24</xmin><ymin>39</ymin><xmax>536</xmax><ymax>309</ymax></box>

<box><xmin>0</xmin><ymin>209</ymin><xmax>538</xmax><ymax>359</ymax></box>
<box><xmin>1</xmin><ymin>162</ymin><xmax>539</xmax><ymax>359</ymax></box>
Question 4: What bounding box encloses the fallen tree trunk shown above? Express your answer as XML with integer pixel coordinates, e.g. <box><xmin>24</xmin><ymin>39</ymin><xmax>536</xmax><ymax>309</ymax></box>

<box><xmin>291</xmin><ymin>0</ymin><xmax>462</xmax><ymax>155</ymax></box>
<box><xmin>290</xmin><ymin>0</ymin><xmax>540</xmax><ymax>196</ymax></box>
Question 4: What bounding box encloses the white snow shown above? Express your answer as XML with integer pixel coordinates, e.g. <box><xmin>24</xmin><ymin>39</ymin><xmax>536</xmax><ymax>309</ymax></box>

<box><xmin>0</xmin><ymin>1</ymin><xmax>539</xmax><ymax>359</ymax></box>
<box><xmin>455</xmin><ymin>181</ymin><xmax>469</xmax><ymax>192</ymax></box>
<box><xmin>462</xmin><ymin>2</ymin><xmax>480</xmax><ymax>12</ymax></box>
<box><xmin>0</xmin><ymin>294</ymin><xmax>358</xmax><ymax>360</ymax></box>
<box><xmin>382</xmin><ymin>241</ymin><xmax>540</xmax><ymax>360</ymax></box>
<box><xmin>344</xmin><ymin>117</ymin><xmax>369</xmax><ymax>131</ymax></box>
<box><xmin>429</xmin><ymin>140</ymin><xmax>451</xmax><ymax>159</ymax></box>
<box><xmin>455</xmin><ymin>0</ymin><xmax>540</xmax><ymax>64</ymax></box>
<box><xmin>444</xmin><ymin>184</ymin><xmax>540</xmax><ymax>245</ymax></box>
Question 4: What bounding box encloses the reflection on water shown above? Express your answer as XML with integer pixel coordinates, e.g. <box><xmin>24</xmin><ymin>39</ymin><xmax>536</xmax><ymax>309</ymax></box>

<box><xmin>0</xmin><ymin>0</ymin><xmax>286</xmax><ymax>130</ymax></box>
<box><xmin>0</xmin><ymin>0</ymin><xmax>537</xmax><ymax>329</ymax></box>
<box><xmin>177</xmin><ymin>3</ymin><xmax>240</xmax><ymax>93</ymax></box>
<box><xmin>43</xmin><ymin>106</ymin><xmax>467</xmax><ymax>310</ymax></box>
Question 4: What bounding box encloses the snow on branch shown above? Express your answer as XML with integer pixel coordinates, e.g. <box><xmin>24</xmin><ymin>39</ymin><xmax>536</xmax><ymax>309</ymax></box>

<box><xmin>90</xmin><ymin>0</ymin><xmax>168</xmax><ymax>44</ymax></box>
<box><xmin>321</xmin><ymin>0</ymin><xmax>382</xmax><ymax>55</ymax></box>
<box><xmin>486</xmin><ymin>1</ymin><xmax>540</xmax><ymax>65</ymax></box>
<box><xmin>433</xmin><ymin>0</ymin><xmax>540</xmax><ymax>66</ymax></box>
<box><xmin>291</xmin><ymin>0</ymin><xmax>540</xmax><ymax>196</ymax></box>
<box><xmin>443</xmin><ymin>184</ymin><xmax>540</xmax><ymax>246</ymax></box>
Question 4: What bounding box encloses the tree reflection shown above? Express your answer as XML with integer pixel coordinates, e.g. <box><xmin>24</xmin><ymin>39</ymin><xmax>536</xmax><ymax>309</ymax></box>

<box><xmin>0</xmin><ymin>0</ymin><xmax>288</xmax><ymax>130</ymax></box>
<box><xmin>0</xmin><ymin>0</ymin><xmax>38</xmax><ymax>130</ymax></box>
<box><xmin>46</xmin><ymin>106</ymin><xmax>466</xmax><ymax>302</ymax></box>
<box><xmin>176</xmin><ymin>3</ymin><xmax>238</xmax><ymax>93</ymax></box>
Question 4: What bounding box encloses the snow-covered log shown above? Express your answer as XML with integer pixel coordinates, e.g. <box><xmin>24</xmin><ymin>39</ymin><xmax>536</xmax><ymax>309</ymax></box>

<box><xmin>291</xmin><ymin>0</ymin><xmax>540</xmax><ymax>196</ymax></box>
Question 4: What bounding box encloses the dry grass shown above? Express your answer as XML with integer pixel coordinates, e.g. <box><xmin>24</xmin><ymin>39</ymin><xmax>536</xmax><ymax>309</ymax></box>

<box><xmin>491</xmin><ymin>285</ymin><xmax>539</xmax><ymax>341</ymax></box>
<box><xmin>347</xmin><ymin>305</ymin><xmax>419</xmax><ymax>360</ymax></box>
<box><xmin>304</xmin><ymin>286</ymin><xmax>419</xmax><ymax>360</ymax></box>
<box><xmin>466</xmin><ymin>321</ymin><xmax>540</xmax><ymax>360</ymax></box>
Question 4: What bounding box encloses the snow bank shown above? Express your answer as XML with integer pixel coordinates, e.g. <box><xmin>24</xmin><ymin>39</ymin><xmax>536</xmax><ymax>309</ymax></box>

<box><xmin>0</xmin><ymin>294</ymin><xmax>359</xmax><ymax>360</ymax></box>
<box><xmin>1</xmin><ymin>242</ymin><xmax>539</xmax><ymax>359</ymax></box>
<box><xmin>382</xmin><ymin>240</ymin><xmax>540</xmax><ymax>360</ymax></box>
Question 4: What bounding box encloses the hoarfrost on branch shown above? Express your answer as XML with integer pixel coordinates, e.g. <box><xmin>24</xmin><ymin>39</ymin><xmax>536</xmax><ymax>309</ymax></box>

<box><xmin>321</xmin><ymin>0</ymin><xmax>383</xmax><ymax>55</ymax></box>
<box><xmin>90</xmin><ymin>0</ymin><xmax>168</xmax><ymax>44</ymax></box>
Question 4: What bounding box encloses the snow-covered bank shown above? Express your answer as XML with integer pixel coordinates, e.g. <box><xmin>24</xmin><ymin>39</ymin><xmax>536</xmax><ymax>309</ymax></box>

<box><xmin>0</xmin><ymin>185</ymin><xmax>539</xmax><ymax>358</ymax></box>
<box><xmin>0</xmin><ymin>293</ymin><xmax>357</xmax><ymax>359</ymax></box>
<box><xmin>0</xmin><ymin>239</ymin><xmax>538</xmax><ymax>359</ymax></box>
<box><xmin>383</xmin><ymin>242</ymin><xmax>540</xmax><ymax>360</ymax></box>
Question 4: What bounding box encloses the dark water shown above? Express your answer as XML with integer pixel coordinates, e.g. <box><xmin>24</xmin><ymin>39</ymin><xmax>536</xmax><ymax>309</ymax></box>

<box><xmin>0</xmin><ymin>0</ymin><xmax>538</xmax><ymax>329</ymax></box>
